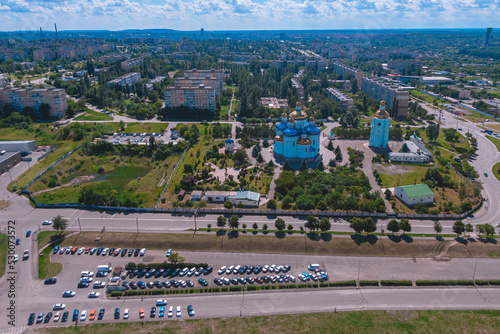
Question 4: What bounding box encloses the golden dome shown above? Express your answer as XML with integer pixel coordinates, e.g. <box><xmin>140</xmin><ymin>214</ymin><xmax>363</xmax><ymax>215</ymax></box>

<box><xmin>309</xmin><ymin>116</ymin><xmax>315</xmax><ymax>122</ymax></box>
<box><xmin>281</xmin><ymin>112</ymin><xmax>287</xmax><ymax>118</ymax></box>
<box><xmin>297</xmin><ymin>138</ymin><xmax>311</xmax><ymax>145</ymax></box>
<box><xmin>374</xmin><ymin>100</ymin><xmax>389</xmax><ymax>120</ymax></box>
<box><xmin>290</xmin><ymin>109</ymin><xmax>308</xmax><ymax>119</ymax></box>
<box><xmin>275</xmin><ymin>135</ymin><xmax>283</xmax><ymax>142</ymax></box>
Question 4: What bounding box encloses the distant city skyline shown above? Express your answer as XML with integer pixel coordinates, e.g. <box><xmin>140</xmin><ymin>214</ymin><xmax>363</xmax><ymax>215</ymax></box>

<box><xmin>0</xmin><ymin>0</ymin><xmax>499</xmax><ymax>32</ymax></box>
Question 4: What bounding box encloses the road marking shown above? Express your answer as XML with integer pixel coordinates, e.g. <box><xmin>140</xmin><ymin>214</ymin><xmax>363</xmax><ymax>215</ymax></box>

<box><xmin>0</xmin><ymin>326</ymin><xmax>28</xmax><ymax>334</ymax></box>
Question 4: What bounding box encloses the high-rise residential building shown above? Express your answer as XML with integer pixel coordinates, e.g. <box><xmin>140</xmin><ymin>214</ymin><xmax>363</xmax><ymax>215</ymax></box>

<box><xmin>174</xmin><ymin>77</ymin><xmax>220</xmax><ymax>97</ymax></box>
<box><xmin>121</xmin><ymin>57</ymin><xmax>144</xmax><ymax>72</ymax></box>
<box><xmin>0</xmin><ymin>87</ymin><xmax>67</xmax><ymax>118</ymax></box>
<box><xmin>164</xmin><ymin>84</ymin><xmax>216</xmax><ymax>112</ymax></box>
<box><xmin>485</xmin><ymin>27</ymin><xmax>493</xmax><ymax>47</ymax></box>
<box><xmin>184</xmin><ymin>69</ymin><xmax>224</xmax><ymax>90</ymax></box>
<box><xmin>361</xmin><ymin>77</ymin><xmax>409</xmax><ymax>119</ymax></box>
<box><xmin>106</xmin><ymin>72</ymin><xmax>142</xmax><ymax>88</ymax></box>
<box><xmin>326</xmin><ymin>88</ymin><xmax>354</xmax><ymax>110</ymax></box>
<box><xmin>331</xmin><ymin>62</ymin><xmax>364</xmax><ymax>88</ymax></box>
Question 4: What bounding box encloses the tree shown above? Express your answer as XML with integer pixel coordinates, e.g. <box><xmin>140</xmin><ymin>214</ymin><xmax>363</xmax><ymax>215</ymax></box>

<box><xmin>300</xmin><ymin>159</ymin><xmax>308</xmax><ymax>171</ymax></box>
<box><xmin>119</xmin><ymin>120</ymin><xmax>125</xmax><ymax>131</ymax></box>
<box><xmin>319</xmin><ymin>218</ymin><xmax>331</xmax><ymax>233</ymax></box>
<box><xmin>434</xmin><ymin>221</ymin><xmax>443</xmax><ymax>236</ymax></box>
<box><xmin>39</xmin><ymin>103</ymin><xmax>51</xmax><ymax>120</ymax></box>
<box><xmin>384</xmin><ymin>189</ymin><xmax>392</xmax><ymax>200</ymax></box>
<box><xmin>228</xmin><ymin>215</ymin><xmax>239</xmax><ymax>230</ymax></box>
<box><xmin>327</xmin><ymin>140</ymin><xmax>334</xmax><ymax>151</ymax></box>
<box><xmin>217</xmin><ymin>216</ymin><xmax>227</xmax><ymax>229</ymax></box>
<box><xmin>263</xmin><ymin>138</ymin><xmax>269</xmax><ymax>148</ymax></box>
<box><xmin>387</xmin><ymin>219</ymin><xmax>400</xmax><ymax>235</ymax></box>
<box><xmin>275</xmin><ymin>218</ymin><xmax>286</xmax><ymax>232</ymax></box>
<box><xmin>242</xmin><ymin>223</ymin><xmax>247</xmax><ymax>231</ymax></box>
<box><xmin>317</xmin><ymin>161</ymin><xmax>325</xmax><ymax>171</ymax></box>
<box><xmin>400</xmin><ymin>218</ymin><xmax>412</xmax><ymax>234</ymax></box>
<box><xmin>426</xmin><ymin>123</ymin><xmax>440</xmax><ymax>141</ymax></box>
<box><xmin>283</xmin><ymin>160</ymin><xmax>292</xmax><ymax>171</ymax></box>
<box><xmin>305</xmin><ymin>215</ymin><xmax>318</xmax><ymax>231</ymax></box>
<box><xmin>476</xmin><ymin>224</ymin><xmax>486</xmax><ymax>236</ymax></box>
<box><xmin>484</xmin><ymin>223</ymin><xmax>495</xmax><ymax>237</ymax></box>
<box><xmin>465</xmin><ymin>223</ymin><xmax>474</xmax><ymax>236</ymax></box>
<box><xmin>52</xmin><ymin>214</ymin><xmax>68</xmax><ymax>232</ymax></box>
<box><xmin>335</xmin><ymin>151</ymin><xmax>343</xmax><ymax>162</ymax></box>
<box><xmin>168</xmin><ymin>252</ymin><xmax>185</xmax><ymax>264</ymax></box>
<box><xmin>257</xmin><ymin>153</ymin><xmax>264</xmax><ymax>163</ymax></box>
<box><xmin>252</xmin><ymin>222</ymin><xmax>258</xmax><ymax>231</ymax></box>
<box><xmin>252</xmin><ymin>146</ymin><xmax>259</xmax><ymax>158</ymax></box>
<box><xmin>328</xmin><ymin>159</ymin><xmax>336</xmax><ymax>167</ymax></box>
<box><xmin>224</xmin><ymin>200</ymin><xmax>233</xmax><ymax>209</ymax></box>
<box><xmin>452</xmin><ymin>220</ymin><xmax>465</xmax><ymax>237</ymax></box>
<box><xmin>268</xmin><ymin>160</ymin><xmax>275</xmax><ymax>167</ymax></box>
<box><xmin>350</xmin><ymin>217</ymin><xmax>364</xmax><ymax>234</ymax></box>
<box><xmin>364</xmin><ymin>217</ymin><xmax>377</xmax><ymax>234</ymax></box>
<box><xmin>287</xmin><ymin>224</ymin><xmax>294</xmax><ymax>233</ymax></box>
<box><xmin>263</xmin><ymin>223</ymin><xmax>268</xmax><ymax>232</ymax></box>
<box><xmin>267</xmin><ymin>199</ymin><xmax>277</xmax><ymax>210</ymax></box>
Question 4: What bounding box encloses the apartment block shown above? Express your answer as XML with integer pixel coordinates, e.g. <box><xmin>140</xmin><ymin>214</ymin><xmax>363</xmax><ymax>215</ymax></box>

<box><xmin>361</xmin><ymin>77</ymin><xmax>409</xmax><ymax>119</ymax></box>
<box><xmin>291</xmin><ymin>78</ymin><xmax>304</xmax><ymax>99</ymax></box>
<box><xmin>331</xmin><ymin>62</ymin><xmax>364</xmax><ymax>88</ymax></box>
<box><xmin>164</xmin><ymin>84</ymin><xmax>216</xmax><ymax>112</ymax></box>
<box><xmin>107</xmin><ymin>72</ymin><xmax>142</xmax><ymax>88</ymax></box>
<box><xmin>100</xmin><ymin>53</ymin><xmax>129</xmax><ymax>63</ymax></box>
<box><xmin>260</xmin><ymin>97</ymin><xmax>289</xmax><ymax>109</ymax></box>
<box><xmin>326</xmin><ymin>88</ymin><xmax>354</xmax><ymax>110</ymax></box>
<box><xmin>0</xmin><ymin>87</ymin><xmax>67</xmax><ymax>118</ymax></box>
<box><xmin>184</xmin><ymin>69</ymin><xmax>224</xmax><ymax>90</ymax></box>
<box><xmin>174</xmin><ymin>77</ymin><xmax>220</xmax><ymax>97</ymax></box>
<box><xmin>121</xmin><ymin>55</ymin><xmax>150</xmax><ymax>72</ymax></box>
<box><xmin>387</xmin><ymin>59</ymin><xmax>422</xmax><ymax>73</ymax></box>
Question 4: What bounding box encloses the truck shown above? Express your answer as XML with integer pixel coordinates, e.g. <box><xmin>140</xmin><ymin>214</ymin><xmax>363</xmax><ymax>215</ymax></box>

<box><xmin>97</xmin><ymin>265</ymin><xmax>112</xmax><ymax>272</ymax></box>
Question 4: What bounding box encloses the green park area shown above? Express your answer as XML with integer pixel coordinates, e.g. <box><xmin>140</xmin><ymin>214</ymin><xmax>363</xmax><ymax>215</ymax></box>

<box><xmin>33</xmin><ymin>310</ymin><xmax>500</xmax><ymax>334</ymax></box>
<box><xmin>0</xmin><ymin>234</ymin><xmax>7</xmax><ymax>278</ymax></box>
<box><xmin>493</xmin><ymin>162</ymin><xmax>500</xmax><ymax>181</ymax></box>
<box><xmin>124</xmin><ymin>122</ymin><xmax>168</xmax><ymax>134</ymax></box>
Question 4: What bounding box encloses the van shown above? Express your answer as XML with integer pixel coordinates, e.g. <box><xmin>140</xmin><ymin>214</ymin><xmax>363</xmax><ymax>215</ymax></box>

<box><xmin>113</xmin><ymin>133</ymin><xmax>118</xmax><ymax>138</ymax></box>
<box><xmin>97</xmin><ymin>265</ymin><xmax>112</xmax><ymax>272</ymax></box>
<box><xmin>308</xmin><ymin>264</ymin><xmax>320</xmax><ymax>271</ymax></box>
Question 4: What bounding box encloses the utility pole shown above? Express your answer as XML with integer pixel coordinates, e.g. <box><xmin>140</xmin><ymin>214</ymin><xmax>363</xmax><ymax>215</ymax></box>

<box><xmin>78</xmin><ymin>217</ymin><xmax>82</xmax><ymax>232</ymax></box>
<box><xmin>136</xmin><ymin>217</ymin><xmax>139</xmax><ymax>233</ymax></box>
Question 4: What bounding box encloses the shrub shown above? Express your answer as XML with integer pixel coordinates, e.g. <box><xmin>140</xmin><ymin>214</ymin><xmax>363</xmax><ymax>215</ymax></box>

<box><xmin>380</xmin><ymin>280</ymin><xmax>412</xmax><ymax>286</ymax></box>
<box><xmin>247</xmin><ymin>285</ymin><xmax>257</xmax><ymax>291</ymax></box>
<box><xmin>329</xmin><ymin>280</ymin><xmax>357</xmax><ymax>287</ymax></box>
<box><xmin>109</xmin><ymin>291</ymin><xmax>123</xmax><ymax>297</ymax></box>
<box><xmin>415</xmin><ymin>280</ymin><xmax>474</xmax><ymax>286</ymax></box>
<box><xmin>229</xmin><ymin>286</ymin><xmax>242</xmax><ymax>292</ymax></box>
<box><xmin>359</xmin><ymin>280</ymin><xmax>379</xmax><ymax>286</ymax></box>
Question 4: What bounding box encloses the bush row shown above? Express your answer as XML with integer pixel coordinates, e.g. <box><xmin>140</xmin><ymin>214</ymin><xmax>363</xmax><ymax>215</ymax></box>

<box><xmin>380</xmin><ymin>280</ymin><xmax>413</xmax><ymax>286</ymax></box>
<box><xmin>415</xmin><ymin>280</ymin><xmax>474</xmax><ymax>286</ymax></box>
<box><xmin>359</xmin><ymin>280</ymin><xmax>379</xmax><ymax>287</ymax></box>
<box><xmin>125</xmin><ymin>261</ymin><xmax>209</xmax><ymax>271</ymax></box>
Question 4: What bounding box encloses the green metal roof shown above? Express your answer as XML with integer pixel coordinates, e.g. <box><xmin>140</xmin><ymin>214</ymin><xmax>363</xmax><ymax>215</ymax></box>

<box><xmin>397</xmin><ymin>184</ymin><xmax>434</xmax><ymax>198</ymax></box>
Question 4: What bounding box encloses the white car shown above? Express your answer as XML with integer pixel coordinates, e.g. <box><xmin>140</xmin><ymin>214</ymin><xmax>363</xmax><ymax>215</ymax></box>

<box><xmin>139</xmin><ymin>248</ymin><xmax>146</xmax><ymax>256</ymax></box>
<box><xmin>262</xmin><ymin>265</ymin><xmax>269</xmax><ymax>273</ymax></box>
<box><xmin>156</xmin><ymin>299</ymin><xmax>168</xmax><ymax>306</ymax></box>
<box><xmin>93</xmin><ymin>281</ymin><xmax>106</xmax><ymax>288</ymax></box>
<box><xmin>42</xmin><ymin>220</ymin><xmax>53</xmax><ymax>225</ymax></box>
<box><xmin>88</xmin><ymin>292</ymin><xmax>100</xmax><ymax>298</ymax></box>
<box><xmin>59</xmin><ymin>247</ymin><xmax>66</xmax><ymax>254</ymax></box>
<box><xmin>12</xmin><ymin>254</ymin><xmax>18</xmax><ymax>262</ymax></box>
<box><xmin>226</xmin><ymin>265</ymin><xmax>234</xmax><ymax>275</ymax></box>
<box><xmin>62</xmin><ymin>291</ymin><xmax>76</xmax><ymax>297</ymax></box>
<box><xmin>80</xmin><ymin>310</ymin><xmax>87</xmax><ymax>321</ymax></box>
<box><xmin>233</xmin><ymin>265</ymin><xmax>241</xmax><ymax>274</ymax></box>
<box><xmin>176</xmin><ymin>306</ymin><xmax>181</xmax><ymax>317</ymax></box>
<box><xmin>123</xmin><ymin>308</ymin><xmax>129</xmax><ymax>319</ymax></box>
<box><xmin>102</xmin><ymin>248</ymin><xmax>109</xmax><ymax>255</ymax></box>
<box><xmin>53</xmin><ymin>303</ymin><xmax>66</xmax><ymax>310</ymax></box>
<box><xmin>168</xmin><ymin>306</ymin><xmax>173</xmax><ymax>318</ymax></box>
<box><xmin>23</xmin><ymin>250</ymin><xmax>29</xmax><ymax>260</ymax></box>
<box><xmin>65</xmin><ymin>247</ymin><xmax>71</xmax><ymax>254</ymax></box>
<box><xmin>77</xmin><ymin>247</ymin><xmax>85</xmax><ymax>255</ymax></box>
<box><xmin>53</xmin><ymin>312</ymin><xmax>60</xmax><ymax>322</ymax></box>
<box><xmin>81</xmin><ymin>271</ymin><xmax>94</xmax><ymax>277</ymax></box>
<box><xmin>218</xmin><ymin>266</ymin><xmax>226</xmax><ymax>275</ymax></box>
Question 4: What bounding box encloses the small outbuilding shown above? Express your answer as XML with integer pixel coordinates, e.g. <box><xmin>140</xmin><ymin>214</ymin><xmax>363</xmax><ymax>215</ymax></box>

<box><xmin>228</xmin><ymin>190</ymin><xmax>261</xmax><ymax>207</ymax></box>
<box><xmin>394</xmin><ymin>184</ymin><xmax>434</xmax><ymax>207</ymax></box>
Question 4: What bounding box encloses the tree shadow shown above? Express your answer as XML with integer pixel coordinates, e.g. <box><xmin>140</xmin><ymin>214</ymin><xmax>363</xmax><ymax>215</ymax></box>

<box><xmin>401</xmin><ymin>235</ymin><xmax>413</xmax><ymax>243</ymax></box>
<box><xmin>435</xmin><ymin>236</ymin><xmax>444</xmax><ymax>241</ymax></box>
<box><xmin>49</xmin><ymin>233</ymin><xmax>67</xmax><ymax>245</ymax></box>
<box><xmin>307</xmin><ymin>233</ymin><xmax>320</xmax><ymax>241</ymax></box>
<box><xmin>320</xmin><ymin>233</ymin><xmax>332</xmax><ymax>242</ymax></box>
<box><xmin>478</xmin><ymin>237</ymin><xmax>498</xmax><ymax>244</ymax></box>
<box><xmin>350</xmin><ymin>234</ymin><xmax>378</xmax><ymax>245</ymax></box>
<box><xmin>387</xmin><ymin>235</ymin><xmax>402</xmax><ymax>243</ymax></box>
<box><xmin>252</xmin><ymin>230</ymin><xmax>258</xmax><ymax>235</ymax></box>
<box><xmin>455</xmin><ymin>237</ymin><xmax>468</xmax><ymax>244</ymax></box>
<box><xmin>466</xmin><ymin>237</ymin><xmax>476</xmax><ymax>243</ymax></box>
<box><xmin>216</xmin><ymin>230</ymin><xmax>227</xmax><ymax>237</ymax></box>
<box><xmin>274</xmin><ymin>232</ymin><xmax>286</xmax><ymax>239</ymax></box>
<box><xmin>227</xmin><ymin>231</ymin><xmax>239</xmax><ymax>239</ymax></box>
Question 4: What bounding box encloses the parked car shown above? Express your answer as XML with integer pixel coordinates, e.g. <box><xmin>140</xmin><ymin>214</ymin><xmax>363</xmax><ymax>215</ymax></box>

<box><xmin>77</xmin><ymin>282</ymin><xmax>89</xmax><ymax>288</ymax></box>
<box><xmin>42</xmin><ymin>220</ymin><xmax>53</xmax><ymax>225</ymax></box>
<box><xmin>218</xmin><ymin>266</ymin><xmax>227</xmax><ymax>275</ymax></box>
<box><xmin>72</xmin><ymin>309</ymin><xmax>79</xmax><ymax>321</ymax></box>
<box><xmin>93</xmin><ymin>281</ymin><xmax>106</xmax><ymax>288</ymax></box>
<box><xmin>159</xmin><ymin>306</ymin><xmax>165</xmax><ymax>317</ymax></box>
<box><xmin>62</xmin><ymin>290</ymin><xmax>75</xmax><ymax>297</ymax></box>
<box><xmin>44</xmin><ymin>312</ymin><xmax>53</xmax><ymax>323</ymax></box>
<box><xmin>53</xmin><ymin>246</ymin><xmax>59</xmax><ymax>254</ymax></box>
<box><xmin>44</xmin><ymin>278</ymin><xmax>57</xmax><ymax>285</ymax></box>
<box><xmin>139</xmin><ymin>308</ymin><xmax>144</xmax><ymax>319</ymax></box>
<box><xmin>187</xmin><ymin>305</ymin><xmax>195</xmax><ymax>317</ymax></box>
<box><xmin>114</xmin><ymin>308</ymin><xmax>120</xmax><ymax>320</ymax></box>
<box><xmin>156</xmin><ymin>299</ymin><xmax>168</xmax><ymax>306</ymax></box>
<box><xmin>59</xmin><ymin>247</ymin><xmax>66</xmax><ymax>254</ymax></box>
<box><xmin>23</xmin><ymin>250</ymin><xmax>29</xmax><ymax>260</ymax></box>
<box><xmin>61</xmin><ymin>311</ymin><xmax>68</xmax><ymax>322</ymax></box>
<box><xmin>79</xmin><ymin>310</ymin><xmax>87</xmax><ymax>321</ymax></box>
<box><xmin>150</xmin><ymin>306</ymin><xmax>156</xmax><ymax>318</ymax></box>
<box><xmin>203</xmin><ymin>266</ymin><xmax>213</xmax><ymax>275</ymax></box>
<box><xmin>53</xmin><ymin>312</ymin><xmax>60</xmax><ymax>322</ymax></box>
<box><xmin>176</xmin><ymin>306</ymin><xmax>181</xmax><ymax>317</ymax></box>
<box><xmin>198</xmin><ymin>278</ymin><xmax>208</xmax><ymax>286</ymax></box>
<box><xmin>88</xmin><ymin>292</ymin><xmax>100</xmax><ymax>298</ymax></box>
<box><xmin>98</xmin><ymin>309</ymin><xmax>105</xmax><ymax>320</ymax></box>
<box><xmin>36</xmin><ymin>312</ymin><xmax>44</xmax><ymax>324</ymax></box>
<box><xmin>168</xmin><ymin>306</ymin><xmax>173</xmax><ymax>317</ymax></box>
<box><xmin>28</xmin><ymin>313</ymin><xmax>35</xmax><ymax>325</ymax></box>
<box><xmin>140</xmin><ymin>248</ymin><xmax>146</xmax><ymax>256</ymax></box>
<box><xmin>166</xmin><ymin>249</ymin><xmax>172</xmax><ymax>257</ymax></box>
<box><xmin>53</xmin><ymin>303</ymin><xmax>66</xmax><ymax>310</ymax></box>
<box><xmin>81</xmin><ymin>271</ymin><xmax>94</xmax><ymax>277</ymax></box>
<box><xmin>123</xmin><ymin>308</ymin><xmax>129</xmax><ymax>319</ymax></box>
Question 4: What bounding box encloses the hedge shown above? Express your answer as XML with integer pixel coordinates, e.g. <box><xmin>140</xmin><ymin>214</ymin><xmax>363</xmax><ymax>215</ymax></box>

<box><xmin>359</xmin><ymin>280</ymin><xmax>379</xmax><ymax>287</ymax></box>
<box><xmin>125</xmin><ymin>261</ymin><xmax>209</xmax><ymax>271</ymax></box>
<box><xmin>380</xmin><ymin>280</ymin><xmax>413</xmax><ymax>287</ymax></box>
<box><xmin>416</xmin><ymin>280</ymin><xmax>474</xmax><ymax>286</ymax></box>
<box><xmin>229</xmin><ymin>286</ymin><xmax>242</xmax><ymax>292</ymax></box>
<box><xmin>487</xmin><ymin>280</ymin><xmax>500</xmax><ymax>285</ymax></box>
<box><xmin>474</xmin><ymin>280</ymin><xmax>489</xmax><ymax>286</ymax></box>
<box><xmin>329</xmin><ymin>280</ymin><xmax>356</xmax><ymax>287</ymax></box>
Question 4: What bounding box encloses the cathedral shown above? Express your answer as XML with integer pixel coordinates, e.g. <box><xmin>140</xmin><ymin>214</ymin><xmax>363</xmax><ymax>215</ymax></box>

<box><xmin>369</xmin><ymin>101</ymin><xmax>390</xmax><ymax>150</ymax></box>
<box><xmin>273</xmin><ymin>102</ymin><xmax>322</xmax><ymax>166</ymax></box>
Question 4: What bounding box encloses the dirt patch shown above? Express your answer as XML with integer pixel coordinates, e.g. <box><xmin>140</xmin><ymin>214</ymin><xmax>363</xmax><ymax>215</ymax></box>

<box><xmin>70</xmin><ymin>175</ymin><xmax>95</xmax><ymax>184</ymax></box>
<box><xmin>0</xmin><ymin>200</ymin><xmax>10</xmax><ymax>210</ymax></box>
<box><xmin>374</xmin><ymin>163</ymin><xmax>420</xmax><ymax>175</ymax></box>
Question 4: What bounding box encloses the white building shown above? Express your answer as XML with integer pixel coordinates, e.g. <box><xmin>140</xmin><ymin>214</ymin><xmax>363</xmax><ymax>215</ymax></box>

<box><xmin>190</xmin><ymin>190</ymin><xmax>203</xmax><ymax>201</ymax></box>
<box><xmin>228</xmin><ymin>191</ymin><xmax>261</xmax><ymax>207</ymax></box>
<box><xmin>0</xmin><ymin>140</ymin><xmax>37</xmax><ymax>154</ymax></box>
<box><xmin>388</xmin><ymin>139</ymin><xmax>434</xmax><ymax>163</ymax></box>
<box><xmin>394</xmin><ymin>184</ymin><xmax>434</xmax><ymax>206</ymax></box>
<box><xmin>326</xmin><ymin>87</ymin><xmax>354</xmax><ymax>110</ymax></box>
<box><xmin>225</xmin><ymin>136</ymin><xmax>235</xmax><ymax>153</ymax></box>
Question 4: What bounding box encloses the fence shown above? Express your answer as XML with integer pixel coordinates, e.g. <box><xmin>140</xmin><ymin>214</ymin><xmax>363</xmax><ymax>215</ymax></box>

<box><xmin>23</xmin><ymin>144</ymin><xmax>82</xmax><ymax>190</ymax></box>
<box><xmin>155</xmin><ymin>148</ymin><xmax>188</xmax><ymax>208</ymax></box>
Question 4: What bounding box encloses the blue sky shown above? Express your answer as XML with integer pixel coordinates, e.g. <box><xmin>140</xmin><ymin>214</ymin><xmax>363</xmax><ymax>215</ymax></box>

<box><xmin>0</xmin><ymin>0</ymin><xmax>499</xmax><ymax>31</ymax></box>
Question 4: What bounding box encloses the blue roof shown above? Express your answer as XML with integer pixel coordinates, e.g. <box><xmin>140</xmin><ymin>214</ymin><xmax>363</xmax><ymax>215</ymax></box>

<box><xmin>277</xmin><ymin>122</ymin><xmax>288</xmax><ymax>131</ymax></box>
<box><xmin>307</xmin><ymin>122</ymin><xmax>321</xmax><ymax>134</ymax></box>
<box><xmin>309</xmin><ymin>146</ymin><xmax>317</xmax><ymax>152</ymax></box>
<box><xmin>225</xmin><ymin>139</ymin><xmax>234</xmax><ymax>144</ymax></box>
<box><xmin>284</xmin><ymin>127</ymin><xmax>299</xmax><ymax>136</ymax></box>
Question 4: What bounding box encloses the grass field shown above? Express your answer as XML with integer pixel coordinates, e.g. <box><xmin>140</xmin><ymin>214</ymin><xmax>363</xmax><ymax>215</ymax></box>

<box><xmin>33</xmin><ymin>309</ymin><xmax>500</xmax><ymax>334</ymax></box>
<box><xmin>0</xmin><ymin>234</ymin><xmax>7</xmax><ymax>278</ymax></box>
<box><xmin>486</xmin><ymin>135</ymin><xmax>500</xmax><ymax>152</ymax></box>
<box><xmin>410</xmin><ymin>90</ymin><xmax>447</xmax><ymax>105</ymax></box>
<box><xmin>74</xmin><ymin>109</ymin><xmax>113</xmax><ymax>121</ymax></box>
<box><xmin>375</xmin><ymin>165</ymin><xmax>430</xmax><ymax>188</ymax></box>
<box><xmin>54</xmin><ymin>231</ymin><xmax>500</xmax><ymax>258</ymax></box>
<box><xmin>481</xmin><ymin>124</ymin><xmax>500</xmax><ymax>133</ymax></box>
<box><xmin>493</xmin><ymin>161</ymin><xmax>500</xmax><ymax>181</ymax></box>
<box><xmin>420</xmin><ymin>130</ymin><xmax>470</xmax><ymax>155</ymax></box>
<box><xmin>37</xmin><ymin>231</ymin><xmax>66</xmax><ymax>279</ymax></box>
<box><xmin>9</xmin><ymin>141</ymin><xmax>81</xmax><ymax>191</ymax></box>
<box><xmin>124</xmin><ymin>123</ymin><xmax>168</xmax><ymax>134</ymax></box>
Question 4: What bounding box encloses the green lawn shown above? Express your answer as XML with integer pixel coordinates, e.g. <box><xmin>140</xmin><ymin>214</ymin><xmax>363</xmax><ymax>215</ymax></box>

<box><xmin>376</xmin><ymin>165</ymin><xmax>430</xmax><ymax>188</ymax></box>
<box><xmin>493</xmin><ymin>161</ymin><xmax>500</xmax><ymax>181</ymax></box>
<box><xmin>420</xmin><ymin>130</ymin><xmax>469</xmax><ymax>155</ymax></box>
<box><xmin>33</xmin><ymin>310</ymin><xmax>500</xmax><ymax>334</ymax></box>
<box><xmin>74</xmin><ymin>109</ymin><xmax>113</xmax><ymax>121</ymax></box>
<box><xmin>124</xmin><ymin>122</ymin><xmax>168</xmax><ymax>134</ymax></box>
<box><xmin>0</xmin><ymin>234</ymin><xmax>7</xmax><ymax>278</ymax></box>
<box><xmin>486</xmin><ymin>135</ymin><xmax>500</xmax><ymax>152</ymax></box>
<box><xmin>37</xmin><ymin>231</ymin><xmax>65</xmax><ymax>279</ymax></box>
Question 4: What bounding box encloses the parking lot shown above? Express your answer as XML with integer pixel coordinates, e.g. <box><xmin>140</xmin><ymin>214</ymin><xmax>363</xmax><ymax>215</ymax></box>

<box><xmin>102</xmin><ymin>131</ymin><xmax>183</xmax><ymax>146</ymax></box>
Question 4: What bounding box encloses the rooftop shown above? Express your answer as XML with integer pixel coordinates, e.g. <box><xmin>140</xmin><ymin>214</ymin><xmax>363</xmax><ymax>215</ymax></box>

<box><xmin>230</xmin><ymin>191</ymin><xmax>260</xmax><ymax>202</ymax></box>
<box><xmin>0</xmin><ymin>151</ymin><xmax>20</xmax><ymax>164</ymax></box>
<box><xmin>397</xmin><ymin>184</ymin><xmax>434</xmax><ymax>198</ymax></box>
